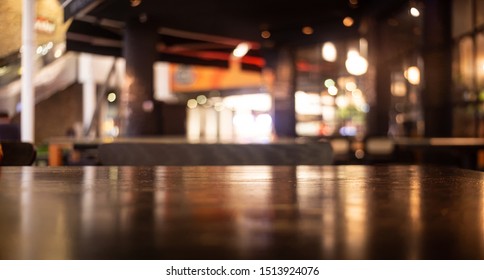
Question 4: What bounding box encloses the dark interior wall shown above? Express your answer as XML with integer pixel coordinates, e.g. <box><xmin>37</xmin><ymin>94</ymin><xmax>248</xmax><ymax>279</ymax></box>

<box><xmin>35</xmin><ymin>83</ymin><xmax>83</xmax><ymax>144</ymax></box>
<box><xmin>422</xmin><ymin>0</ymin><xmax>453</xmax><ymax>137</ymax></box>
<box><xmin>160</xmin><ymin>103</ymin><xmax>187</xmax><ymax>135</ymax></box>
<box><xmin>367</xmin><ymin>0</ymin><xmax>453</xmax><ymax>137</ymax></box>
<box><xmin>12</xmin><ymin>83</ymin><xmax>83</xmax><ymax>145</ymax></box>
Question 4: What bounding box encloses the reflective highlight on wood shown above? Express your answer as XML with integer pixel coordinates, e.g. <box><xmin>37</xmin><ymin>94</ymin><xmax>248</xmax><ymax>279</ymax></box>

<box><xmin>0</xmin><ymin>165</ymin><xmax>483</xmax><ymax>259</ymax></box>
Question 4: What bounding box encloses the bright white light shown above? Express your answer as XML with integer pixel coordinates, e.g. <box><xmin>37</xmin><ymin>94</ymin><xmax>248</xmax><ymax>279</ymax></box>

<box><xmin>187</xmin><ymin>99</ymin><xmax>198</xmax><ymax>109</ymax></box>
<box><xmin>254</xmin><ymin>113</ymin><xmax>273</xmax><ymax>140</ymax></box>
<box><xmin>232</xmin><ymin>42</ymin><xmax>250</xmax><ymax>58</ymax></box>
<box><xmin>328</xmin><ymin>86</ymin><xmax>338</xmax><ymax>96</ymax></box>
<box><xmin>296</xmin><ymin>91</ymin><xmax>321</xmax><ymax>115</ymax></box>
<box><xmin>345</xmin><ymin>50</ymin><xmax>368</xmax><ymax>76</ymax></box>
<box><xmin>324</xmin><ymin>79</ymin><xmax>335</xmax><ymax>88</ymax></box>
<box><xmin>345</xmin><ymin>81</ymin><xmax>357</xmax><ymax>91</ymax></box>
<box><xmin>107</xmin><ymin>92</ymin><xmax>117</xmax><ymax>103</ymax></box>
<box><xmin>196</xmin><ymin>95</ymin><xmax>207</xmax><ymax>105</ymax></box>
<box><xmin>322</xmin><ymin>42</ymin><xmax>337</xmax><ymax>62</ymax></box>
<box><xmin>321</xmin><ymin>95</ymin><xmax>335</xmax><ymax>106</ymax></box>
<box><xmin>404</xmin><ymin>66</ymin><xmax>420</xmax><ymax>85</ymax></box>
<box><xmin>352</xmin><ymin>88</ymin><xmax>363</xmax><ymax>98</ymax></box>
<box><xmin>214</xmin><ymin>102</ymin><xmax>224</xmax><ymax>112</ymax></box>
<box><xmin>335</xmin><ymin>95</ymin><xmax>349</xmax><ymax>108</ymax></box>
<box><xmin>233</xmin><ymin>111</ymin><xmax>255</xmax><ymax>132</ymax></box>
<box><xmin>223</xmin><ymin>93</ymin><xmax>271</xmax><ymax>112</ymax></box>
<box><xmin>322</xmin><ymin>106</ymin><xmax>336</xmax><ymax>122</ymax></box>
<box><xmin>53</xmin><ymin>43</ymin><xmax>66</xmax><ymax>59</ymax></box>
<box><xmin>296</xmin><ymin>121</ymin><xmax>321</xmax><ymax>136</ymax></box>
<box><xmin>352</xmin><ymin>90</ymin><xmax>367</xmax><ymax>110</ymax></box>
<box><xmin>255</xmin><ymin>114</ymin><xmax>272</xmax><ymax>128</ymax></box>
<box><xmin>410</xmin><ymin>7</ymin><xmax>420</xmax><ymax>17</ymax></box>
<box><xmin>54</xmin><ymin>49</ymin><xmax>63</xmax><ymax>58</ymax></box>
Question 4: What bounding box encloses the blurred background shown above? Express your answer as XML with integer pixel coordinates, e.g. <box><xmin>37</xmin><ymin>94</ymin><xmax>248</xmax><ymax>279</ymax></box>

<box><xmin>0</xmin><ymin>0</ymin><xmax>482</xmax><ymax>167</ymax></box>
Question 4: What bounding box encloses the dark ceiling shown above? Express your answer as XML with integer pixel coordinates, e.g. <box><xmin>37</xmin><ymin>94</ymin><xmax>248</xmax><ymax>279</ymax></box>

<box><xmin>64</xmin><ymin>0</ymin><xmax>407</xmax><ymax>70</ymax></box>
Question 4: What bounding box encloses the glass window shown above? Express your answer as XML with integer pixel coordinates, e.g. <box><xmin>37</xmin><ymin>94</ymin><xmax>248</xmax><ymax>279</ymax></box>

<box><xmin>458</xmin><ymin>36</ymin><xmax>475</xmax><ymax>91</ymax></box>
<box><xmin>453</xmin><ymin>106</ymin><xmax>477</xmax><ymax>136</ymax></box>
<box><xmin>451</xmin><ymin>0</ymin><xmax>484</xmax><ymax>137</ymax></box>
<box><xmin>477</xmin><ymin>0</ymin><xmax>484</xmax><ymax>27</ymax></box>
<box><xmin>452</xmin><ymin>41</ymin><xmax>461</xmax><ymax>94</ymax></box>
<box><xmin>477</xmin><ymin>32</ymin><xmax>484</xmax><ymax>89</ymax></box>
<box><xmin>452</xmin><ymin>0</ymin><xmax>473</xmax><ymax>38</ymax></box>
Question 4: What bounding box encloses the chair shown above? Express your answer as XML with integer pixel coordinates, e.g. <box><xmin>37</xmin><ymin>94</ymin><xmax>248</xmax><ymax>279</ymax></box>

<box><xmin>0</xmin><ymin>141</ymin><xmax>37</xmax><ymax>166</ymax></box>
<box><xmin>98</xmin><ymin>141</ymin><xmax>333</xmax><ymax>166</ymax></box>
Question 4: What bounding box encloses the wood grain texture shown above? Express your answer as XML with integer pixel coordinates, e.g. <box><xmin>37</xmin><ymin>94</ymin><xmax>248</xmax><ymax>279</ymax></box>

<box><xmin>0</xmin><ymin>165</ymin><xmax>483</xmax><ymax>259</ymax></box>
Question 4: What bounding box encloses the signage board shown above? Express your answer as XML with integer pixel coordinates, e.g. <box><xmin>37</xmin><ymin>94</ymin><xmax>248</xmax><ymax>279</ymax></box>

<box><xmin>35</xmin><ymin>17</ymin><xmax>56</xmax><ymax>34</ymax></box>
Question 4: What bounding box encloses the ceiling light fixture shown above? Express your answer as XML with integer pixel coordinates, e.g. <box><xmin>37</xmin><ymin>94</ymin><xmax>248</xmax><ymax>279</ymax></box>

<box><xmin>232</xmin><ymin>42</ymin><xmax>250</xmax><ymax>58</ymax></box>
<box><xmin>404</xmin><ymin>66</ymin><xmax>420</xmax><ymax>85</ymax></box>
<box><xmin>410</xmin><ymin>7</ymin><xmax>420</xmax><ymax>17</ymax></box>
<box><xmin>345</xmin><ymin>49</ymin><xmax>368</xmax><ymax>76</ymax></box>
<box><xmin>302</xmin><ymin>26</ymin><xmax>314</xmax><ymax>35</ymax></box>
<box><xmin>261</xmin><ymin>30</ymin><xmax>271</xmax><ymax>39</ymax></box>
<box><xmin>130</xmin><ymin>0</ymin><xmax>142</xmax><ymax>7</ymax></box>
<box><xmin>409</xmin><ymin>1</ymin><xmax>421</xmax><ymax>17</ymax></box>
<box><xmin>322</xmin><ymin>42</ymin><xmax>337</xmax><ymax>62</ymax></box>
<box><xmin>343</xmin><ymin>17</ymin><xmax>354</xmax><ymax>27</ymax></box>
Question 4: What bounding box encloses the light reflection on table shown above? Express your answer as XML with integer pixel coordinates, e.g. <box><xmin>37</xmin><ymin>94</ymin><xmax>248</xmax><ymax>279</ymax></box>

<box><xmin>0</xmin><ymin>165</ymin><xmax>483</xmax><ymax>259</ymax></box>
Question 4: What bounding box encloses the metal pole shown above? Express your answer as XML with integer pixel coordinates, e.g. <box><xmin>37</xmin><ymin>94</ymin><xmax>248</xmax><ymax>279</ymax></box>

<box><xmin>21</xmin><ymin>0</ymin><xmax>36</xmax><ymax>143</ymax></box>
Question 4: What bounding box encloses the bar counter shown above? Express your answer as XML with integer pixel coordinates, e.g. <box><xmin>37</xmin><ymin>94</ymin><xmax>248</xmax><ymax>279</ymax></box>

<box><xmin>0</xmin><ymin>165</ymin><xmax>483</xmax><ymax>259</ymax></box>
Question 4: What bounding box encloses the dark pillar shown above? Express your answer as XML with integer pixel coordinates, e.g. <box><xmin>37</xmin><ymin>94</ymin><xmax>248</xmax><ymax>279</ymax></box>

<box><xmin>368</xmin><ymin>19</ymin><xmax>391</xmax><ymax>136</ymax></box>
<box><xmin>422</xmin><ymin>0</ymin><xmax>452</xmax><ymax>137</ymax></box>
<box><xmin>268</xmin><ymin>47</ymin><xmax>297</xmax><ymax>138</ymax></box>
<box><xmin>119</xmin><ymin>19</ymin><xmax>159</xmax><ymax>136</ymax></box>
<box><xmin>372</xmin><ymin>63</ymin><xmax>392</xmax><ymax>136</ymax></box>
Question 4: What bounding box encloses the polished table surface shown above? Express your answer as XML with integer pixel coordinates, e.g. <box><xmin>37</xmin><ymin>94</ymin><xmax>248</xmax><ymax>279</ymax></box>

<box><xmin>0</xmin><ymin>165</ymin><xmax>483</xmax><ymax>260</ymax></box>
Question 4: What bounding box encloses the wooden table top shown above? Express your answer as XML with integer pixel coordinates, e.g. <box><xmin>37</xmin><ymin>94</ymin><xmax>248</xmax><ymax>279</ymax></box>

<box><xmin>0</xmin><ymin>165</ymin><xmax>483</xmax><ymax>260</ymax></box>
